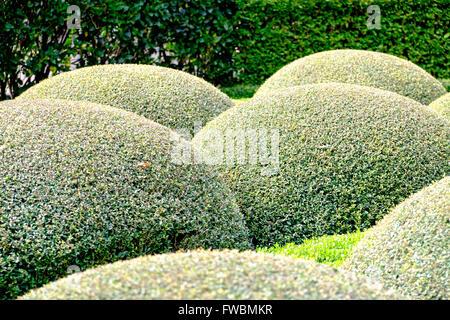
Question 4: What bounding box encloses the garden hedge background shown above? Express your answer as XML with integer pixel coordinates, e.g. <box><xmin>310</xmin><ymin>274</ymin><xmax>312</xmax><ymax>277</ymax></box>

<box><xmin>1</xmin><ymin>0</ymin><xmax>448</xmax><ymax>99</ymax></box>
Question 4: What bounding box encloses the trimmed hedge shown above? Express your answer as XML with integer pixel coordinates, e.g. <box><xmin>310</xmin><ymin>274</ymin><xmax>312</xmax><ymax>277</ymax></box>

<box><xmin>255</xmin><ymin>49</ymin><xmax>446</xmax><ymax>105</ymax></box>
<box><xmin>428</xmin><ymin>93</ymin><xmax>450</xmax><ymax>120</ymax></box>
<box><xmin>233</xmin><ymin>0</ymin><xmax>449</xmax><ymax>85</ymax></box>
<box><xmin>343</xmin><ymin>177</ymin><xmax>450</xmax><ymax>300</ymax></box>
<box><xmin>20</xmin><ymin>250</ymin><xmax>401</xmax><ymax>299</ymax></box>
<box><xmin>0</xmin><ymin>99</ymin><xmax>251</xmax><ymax>299</ymax></box>
<box><xmin>192</xmin><ymin>83</ymin><xmax>450</xmax><ymax>247</ymax></box>
<box><xmin>19</xmin><ymin>64</ymin><xmax>233</xmax><ymax>135</ymax></box>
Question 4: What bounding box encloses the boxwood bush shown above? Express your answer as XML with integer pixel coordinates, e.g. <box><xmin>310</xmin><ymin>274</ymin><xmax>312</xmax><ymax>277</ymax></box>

<box><xmin>19</xmin><ymin>64</ymin><xmax>233</xmax><ymax>135</ymax></box>
<box><xmin>255</xmin><ymin>50</ymin><xmax>446</xmax><ymax>105</ymax></box>
<box><xmin>0</xmin><ymin>99</ymin><xmax>251</xmax><ymax>299</ymax></box>
<box><xmin>428</xmin><ymin>93</ymin><xmax>450</xmax><ymax>120</ymax></box>
<box><xmin>193</xmin><ymin>83</ymin><xmax>449</xmax><ymax>247</ymax></box>
<box><xmin>343</xmin><ymin>177</ymin><xmax>449</xmax><ymax>300</ymax></box>
<box><xmin>20</xmin><ymin>250</ymin><xmax>400</xmax><ymax>299</ymax></box>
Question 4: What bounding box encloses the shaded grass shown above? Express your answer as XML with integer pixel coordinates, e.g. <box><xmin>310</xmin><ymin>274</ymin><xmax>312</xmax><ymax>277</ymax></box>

<box><xmin>257</xmin><ymin>232</ymin><xmax>364</xmax><ymax>267</ymax></box>
<box><xmin>220</xmin><ymin>84</ymin><xmax>260</xmax><ymax>99</ymax></box>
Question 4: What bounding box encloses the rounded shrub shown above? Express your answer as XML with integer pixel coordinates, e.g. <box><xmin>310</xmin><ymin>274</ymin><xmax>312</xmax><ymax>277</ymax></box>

<box><xmin>192</xmin><ymin>83</ymin><xmax>449</xmax><ymax>247</ymax></box>
<box><xmin>0</xmin><ymin>99</ymin><xmax>251</xmax><ymax>299</ymax></box>
<box><xmin>342</xmin><ymin>177</ymin><xmax>449</xmax><ymax>300</ymax></box>
<box><xmin>20</xmin><ymin>250</ymin><xmax>401</xmax><ymax>299</ymax></box>
<box><xmin>255</xmin><ymin>49</ymin><xmax>446</xmax><ymax>105</ymax></box>
<box><xmin>18</xmin><ymin>64</ymin><xmax>233</xmax><ymax>135</ymax></box>
<box><xmin>428</xmin><ymin>92</ymin><xmax>450</xmax><ymax>120</ymax></box>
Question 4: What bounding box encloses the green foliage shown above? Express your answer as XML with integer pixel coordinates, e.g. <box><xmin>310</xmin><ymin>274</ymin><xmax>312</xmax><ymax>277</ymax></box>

<box><xmin>255</xmin><ymin>49</ymin><xmax>446</xmax><ymax>105</ymax></box>
<box><xmin>0</xmin><ymin>0</ymin><xmax>237</xmax><ymax>99</ymax></box>
<box><xmin>20</xmin><ymin>250</ymin><xmax>400</xmax><ymax>299</ymax></box>
<box><xmin>220</xmin><ymin>84</ymin><xmax>260</xmax><ymax>99</ymax></box>
<box><xmin>233</xmin><ymin>0</ymin><xmax>449</xmax><ymax>85</ymax></box>
<box><xmin>1</xmin><ymin>0</ymin><xmax>448</xmax><ymax>98</ymax></box>
<box><xmin>258</xmin><ymin>232</ymin><xmax>364</xmax><ymax>267</ymax></box>
<box><xmin>428</xmin><ymin>93</ymin><xmax>450</xmax><ymax>120</ymax></box>
<box><xmin>193</xmin><ymin>83</ymin><xmax>450</xmax><ymax>247</ymax></box>
<box><xmin>0</xmin><ymin>99</ymin><xmax>251</xmax><ymax>300</ymax></box>
<box><xmin>343</xmin><ymin>177</ymin><xmax>450</xmax><ymax>300</ymax></box>
<box><xmin>19</xmin><ymin>64</ymin><xmax>233</xmax><ymax>134</ymax></box>
<box><xmin>0</xmin><ymin>0</ymin><xmax>74</xmax><ymax>99</ymax></box>
<box><xmin>104</xmin><ymin>0</ymin><xmax>237</xmax><ymax>85</ymax></box>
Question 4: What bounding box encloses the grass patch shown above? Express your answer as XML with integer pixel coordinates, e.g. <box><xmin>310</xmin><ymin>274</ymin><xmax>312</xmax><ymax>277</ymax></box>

<box><xmin>257</xmin><ymin>232</ymin><xmax>364</xmax><ymax>267</ymax></box>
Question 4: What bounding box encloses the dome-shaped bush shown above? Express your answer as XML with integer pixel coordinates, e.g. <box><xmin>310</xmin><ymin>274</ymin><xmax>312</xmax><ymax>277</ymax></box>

<box><xmin>0</xmin><ymin>99</ymin><xmax>251</xmax><ymax>299</ymax></box>
<box><xmin>192</xmin><ymin>83</ymin><xmax>449</xmax><ymax>247</ymax></box>
<box><xmin>18</xmin><ymin>64</ymin><xmax>233</xmax><ymax>135</ymax></box>
<box><xmin>428</xmin><ymin>92</ymin><xmax>450</xmax><ymax>120</ymax></box>
<box><xmin>20</xmin><ymin>250</ymin><xmax>400</xmax><ymax>299</ymax></box>
<box><xmin>343</xmin><ymin>177</ymin><xmax>449</xmax><ymax>300</ymax></box>
<box><xmin>255</xmin><ymin>50</ymin><xmax>446</xmax><ymax>105</ymax></box>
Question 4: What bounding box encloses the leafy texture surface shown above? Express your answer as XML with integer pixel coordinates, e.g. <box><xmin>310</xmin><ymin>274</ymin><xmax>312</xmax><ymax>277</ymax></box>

<box><xmin>21</xmin><ymin>250</ymin><xmax>400</xmax><ymax>300</ymax></box>
<box><xmin>342</xmin><ymin>177</ymin><xmax>450</xmax><ymax>300</ymax></box>
<box><xmin>19</xmin><ymin>64</ymin><xmax>233</xmax><ymax>135</ymax></box>
<box><xmin>232</xmin><ymin>0</ymin><xmax>449</xmax><ymax>84</ymax></box>
<box><xmin>255</xmin><ymin>50</ymin><xmax>446</xmax><ymax>105</ymax></box>
<box><xmin>0</xmin><ymin>99</ymin><xmax>250</xmax><ymax>299</ymax></box>
<box><xmin>428</xmin><ymin>93</ymin><xmax>450</xmax><ymax>120</ymax></box>
<box><xmin>193</xmin><ymin>83</ymin><xmax>449</xmax><ymax>247</ymax></box>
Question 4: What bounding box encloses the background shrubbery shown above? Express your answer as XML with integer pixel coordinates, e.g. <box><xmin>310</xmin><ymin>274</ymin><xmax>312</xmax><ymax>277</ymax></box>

<box><xmin>0</xmin><ymin>0</ymin><xmax>237</xmax><ymax>99</ymax></box>
<box><xmin>232</xmin><ymin>0</ymin><xmax>449</xmax><ymax>85</ymax></box>
<box><xmin>1</xmin><ymin>0</ymin><xmax>448</xmax><ymax>99</ymax></box>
